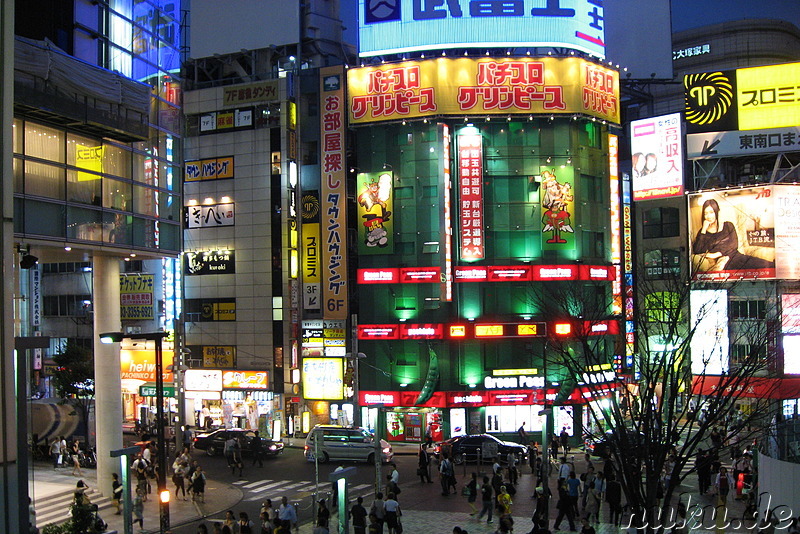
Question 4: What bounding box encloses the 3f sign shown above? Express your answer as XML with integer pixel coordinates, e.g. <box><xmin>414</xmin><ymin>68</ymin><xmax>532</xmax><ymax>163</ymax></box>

<box><xmin>690</xmin><ymin>85</ymin><xmax>716</xmax><ymax>106</ymax></box>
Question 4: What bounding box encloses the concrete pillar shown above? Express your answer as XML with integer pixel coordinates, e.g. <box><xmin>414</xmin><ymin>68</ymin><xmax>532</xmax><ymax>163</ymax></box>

<box><xmin>93</xmin><ymin>255</ymin><xmax>123</xmax><ymax>496</ymax></box>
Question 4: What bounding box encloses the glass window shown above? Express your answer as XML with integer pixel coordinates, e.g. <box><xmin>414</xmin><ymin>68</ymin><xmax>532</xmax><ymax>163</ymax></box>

<box><xmin>23</xmin><ymin>199</ymin><xmax>65</xmax><ymax>238</ymax></box>
<box><xmin>24</xmin><ymin>161</ymin><xmax>65</xmax><ymax>199</ymax></box>
<box><xmin>103</xmin><ymin>143</ymin><xmax>132</xmax><ymax>179</ymax></box>
<box><xmin>12</xmin><ymin>119</ymin><xmax>21</xmax><ymax>154</ymax></box>
<box><xmin>643</xmin><ymin>207</ymin><xmax>680</xmax><ymax>239</ymax></box>
<box><xmin>13</xmin><ymin>158</ymin><xmax>22</xmax><ymax>194</ymax></box>
<box><xmin>67</xmin><ymin>205</ymin><xmax>106</xmax><ymax>241</ymax></box>
<box><xmin>67</xmin><ymin>169</ymin><xmax>102</xmax><ymax>205</ymax></box>
<box><xmin>25</xmin><ymin>123</ymin><xmax>65</xmax><ymax>162</ymax></box>
<box><xmin>132</xmin><ymin>183</ymin><xmax>156</xmax><ymax>215</ymax></box>
<box><xmin>158</xmin><ymin>221</ymin><xmax>180</xmax><ymax>252</ymax></box>
<box><xmin>103</xmin><ymin>176</ymin><xmax>132</xmax><ymax>210</ymax></box>
<box><xmin>107</xmin><ymin>211</ymin><xmax>131</xmax><ymax>245</ymax></box>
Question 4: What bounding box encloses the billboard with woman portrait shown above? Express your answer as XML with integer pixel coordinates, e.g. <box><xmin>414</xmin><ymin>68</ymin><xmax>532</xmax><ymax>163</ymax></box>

<box><xmin>688</xmin><ymin>187</ymin><xmax>777</xmax><ymax>281</ymax></box>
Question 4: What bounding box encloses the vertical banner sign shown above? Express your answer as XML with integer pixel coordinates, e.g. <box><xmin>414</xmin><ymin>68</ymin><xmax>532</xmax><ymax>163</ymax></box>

<box><xmin>608</xmin><ymin>135</ymin><xmax>623</xmax><ymax>316</ymax></box>
<box><xmin>622</xmin><ymin>174</ymin><xmax>635</xmax><ymax>372</ymax></box>
<box><xmin>302</xmin><ymin>190</ymin><xmax>322</xmax><ymax>311</ymax></box>
<box><xmin>441</xmin><ymin>124</ymin><xmax>453</xmax><ymax>302</ymax></box>
<box><xmin>31</xmin><ymin>269</ymin><xmax>42</xmax><ymax>326</ymax></box>
<box><xmin>319</xmin><ymin>66</ymin><xmax>348</xmax><ymax>320</ymax></box>
<box><xmin>457</xmin><ymin>131</ymin><xmax>484</xmax><ymax>261</ymax></box>
<box><xmin>356</xmin><ymin>172</ymin><xmax>394</xmax><ymax>254</ymax></box>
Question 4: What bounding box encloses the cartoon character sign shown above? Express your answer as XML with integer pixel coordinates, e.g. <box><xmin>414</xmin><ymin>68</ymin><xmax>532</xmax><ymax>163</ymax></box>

<box><xmin>357</xmin><ymin>172</ymin><xmax>394</xmax><ymax>253</ymax></box>
<box><xmin>539</xmin><ymin>169</ymin><xmax>575</xmax><ymax>246</ymax></box>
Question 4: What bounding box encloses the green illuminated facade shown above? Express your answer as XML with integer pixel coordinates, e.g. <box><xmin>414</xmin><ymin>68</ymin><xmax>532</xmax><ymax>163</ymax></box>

<box><xmin>353</xmin><ymin>118</ymin><xmax>619</xmax><ymax>441</ymax></box>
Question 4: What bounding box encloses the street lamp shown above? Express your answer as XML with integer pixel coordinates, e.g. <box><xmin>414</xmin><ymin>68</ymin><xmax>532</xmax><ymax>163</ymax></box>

<box><xmin>100</xmin><ymin>331</ymin><xmax>170</xmax><ymax>533</ymax></box>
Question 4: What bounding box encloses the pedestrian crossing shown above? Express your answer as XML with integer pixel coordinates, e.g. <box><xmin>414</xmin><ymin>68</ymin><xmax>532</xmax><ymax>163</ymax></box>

<box><xmin>232</xmin><ymin>478</ymin><xmax>374</xmax><ymax>502</ymax></box>
<box><xmin>34</xmin><ymin>487</ymin><xmax>115</xmax><ymax>528</ymax></box>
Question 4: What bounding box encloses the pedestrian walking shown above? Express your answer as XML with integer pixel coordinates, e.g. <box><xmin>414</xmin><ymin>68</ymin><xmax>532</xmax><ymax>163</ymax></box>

<box><xmin>70</xmin><ymin>440</ymin><xmax>83</xmax><ymax>477</ymax></box>
<box><xmin>50</xmin><ymin>437</ymin><xmax>61</xmax><ymax>469</ymax></box>
<box><xmin>258</xmin><ymin>512</ymin><xmax>272</xmax><ymax>534</ymax></box>
<box><xmin>714</xmin><ymin>466</ymin><xmax>735</xmax><ymax>505</ymax></box>
<box><xmin>497</xmin><ymin>485</ymin><xmax>513</xmax><ymax>515</ymax></box>
<box><xmin>133</xmin><ymin>453</ymin><xmax>150</xmax><ymax>501</ymax></box>
<box><xmin>550</xmin><ymin>436</ymin><xmax>559</xmax><ymax>461</ymax></box>
<box><xmin>133</xmin><ymin>487</ymin><xmax>145</xmax><ymax>531</ymax></box>
<box><xmin>558</xmin><ymin>457</ymin><xmax>571</xmax><ymax>480</ymax></box>
<box><xmin>224</xmin><ymin>510</ymin><xmax>238</xmax><ymax>533</ymax></box>
<box><xmin>518</xmin><ymin>423</ymin><xmax>528</xmax><ymax>444</ymax></box>
<box><xmin>476</xmin><ymin>476</ymin><xmax>494</xmax><ymax>524</ymax></box>
<box><xmin>559</xmin><ymin>428</ymin><xmax>570</xmax><ymax>456</ymax></box>
<box><xmin>424</xmin><ymin>422</ymin><xmax>434</xmax><ymax>449</ymax></box>
<box><xmin>553</xmin><ymin>480</ymin><xmax>576</xmax><ymax>531</ymax></box>
<box><xmin>183</xmin><ymin>426</ymin><xmax>194</xmax><ymax>451</ymax></box>
<box><xmin>225</xmin><ymin>435</ymin><xmax>237</xmax><ymax>470</ymax></box>
<box><xmin>466</xmin><ymin>472</ymin><xmax>478</xmax><ymax>515</ymax></box>
<box><xmin>507</xmin><ymin>451</ymin><xmax>518</xmax><ymax>485</ymax></box>
<box><xmin>440</xmin><ymin>454</ymin><xmax>455</xmax><ymax>496</ymax></box>
<box><xmin>278</xmin><ymin>496</ymin><xmax>297</xmax><ymax>531</ymax></box>
<box><xmin>370</xmin><ymin>492</ymin><xmax>386</xmax><ymax>534</ymax></box>
<box><xmin>580</xmin><ymin>517</ymin><xmax>596</xmax><ymax>534</ymax></box>
<box><xmin>605</xmin><ymin>473</ymin><xmax>623</xmax><ymax>527</ymax></box>
<box><xmin>386</xmin><ymin>474</ymin><xmax>401</xmax><ymax>499</ymax></box>
<box><xmin>317</xmin><ymin>499</ymin><xmax>330</xmax><ymax>530</ymax></box>
<box><xmin>584</xmin><ymin>481</ymin><xmax>600</xmax><ymax>524</ymax></box>
<box><xmin>232</xmin><ymin>437</ymin><xmax>244</xmax><ymax>477</ymax></box>
<box><xmin>350</xmin><ymin>496</ymin><xmax>368</xmax><ymax>534</ymax></box>
<box><xmin>580</xmin><ymin>466</ymin><xmax>596</xmax><ymax>509</ymax></box>
<box><xmin>261</xmin><ymin>499</ymin><xmax>275</xmax><ymax>523</ymax></box>
<box><xmin>417</xmin><ymin>444</ymin><xmax>432</xmax><ymax>483</ymax></box>
<box><xmin>383</xmin><ymin>493</ymin><xmax>401</xmax><ymax>534</ymax></box>
<box><xmin>173</xmin><ymin>459</ymin><xmax>188</xmax><ymax>500</ymax></box>
<box><xmin>566</xmin><ymin>471</ymin><xmax>581</xmax><ymax>515</ymax></box>
<box><xmin>192</xmin><ymin>466</ymin><xmax>206</xmax><ymax>502</ymax></box>
<box><xmin>313</xmin><ymin>518</ymin><xmax>329</xmax><ymax>534</ymax></box>
<box><xmin>252</xmin><ymin>431</ymin><xmax>264</xmax><ymax>467</ymax></box>
<box><xmin>239</xmin><ymin>512</ymin><xmax>255</xmax><ymax>534</ymax></box>
<box><xmin>111</xmin><ymin>473</ymin><xmax>123</xmax><ymax>515</ymax></box>
<box><xmin>533</xmin><ymin>485</ymin><xmax>550</xmax><ymax>528</ymax></box>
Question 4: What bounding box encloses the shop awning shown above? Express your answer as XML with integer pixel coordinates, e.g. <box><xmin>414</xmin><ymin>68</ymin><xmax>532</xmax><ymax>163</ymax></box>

<box><xmin>692</xmin><ymin>375</ymin><xmax>800</xmax><ymax>399</ymax></box>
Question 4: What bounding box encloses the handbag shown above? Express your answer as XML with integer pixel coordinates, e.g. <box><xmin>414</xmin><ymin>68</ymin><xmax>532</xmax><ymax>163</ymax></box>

<box><xmin>461</xmin><ymin>486</ymin><xmax>471</xmax><ymax>497</ymax></box>
<box><xmin>395</xmin><ymin>520</ymin><xmax>403</xmax><ymax>534</ymax></box>
<box><xmin>416</xmin><ymin>467</ymin><xmax>424</xmax><ymax>477</ymax></box>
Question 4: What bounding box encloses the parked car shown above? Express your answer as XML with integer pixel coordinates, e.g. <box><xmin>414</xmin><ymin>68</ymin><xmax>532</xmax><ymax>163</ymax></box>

<box><xmin>193</xmin><ymin>428</ymin><xmax>285</xmax><ymax>457</ymax></box>
<box><xmin>434</xmin><ymin>434</ymin><xmax>527</xmax><ymax>465</ymax></box>
<box><xmin>584</xmin><ymin>429</ymin><xmax>646</xmax><ymax>459</ymax></box>
<box><xmin>304</xmin><ymin>425</ymin><xmax>393</xmax><ymax>464</ymax></box>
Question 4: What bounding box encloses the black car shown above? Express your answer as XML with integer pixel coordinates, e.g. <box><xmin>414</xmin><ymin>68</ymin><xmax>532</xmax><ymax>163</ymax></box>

<box><xmin>193</xmin><ymin>428</ymin><xmax>285</xmax><ymax>457</ymax></box>
<box><xmin>434</xmin><ymin>434</ymin><xmax>527</xmax><ymax>465</ymax></box>
<box><xmin>584</xmin><ymin>429</ymin><xmax>645</xmax><ymax>459</ymax></box>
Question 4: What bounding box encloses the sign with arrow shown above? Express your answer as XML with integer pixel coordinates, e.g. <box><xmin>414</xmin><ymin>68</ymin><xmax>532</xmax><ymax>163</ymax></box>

<box><xmin>687</xmin><ymin>127</ymin><xmax>800</xmax><ymax>160</ymax></box>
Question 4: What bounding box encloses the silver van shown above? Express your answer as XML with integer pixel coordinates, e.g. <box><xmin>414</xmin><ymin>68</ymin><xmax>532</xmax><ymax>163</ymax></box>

<box><xmin>304</xmin><ymin>424</ymin><xmax>394</xmax><ymax>463</ymax></box>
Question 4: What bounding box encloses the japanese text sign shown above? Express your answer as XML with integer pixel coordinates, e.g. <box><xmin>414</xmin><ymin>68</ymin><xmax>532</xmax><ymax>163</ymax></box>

<box><xmin>347</xmin><ymin>57</ymin><xmax>619</xmax><ymax>124</ymax></box>
<box><xmin>222</xmin><ymin>81</ymin><xmax>280</xmax><ymax>105</ymax></box>
<box><xmin>358</xmin><ymin>0</ymin><xmax>605</xmax><ymax>58</ymax></box>
<box><xmin>120</xmin><ymin>273</ymin><xmax>154</xmax><ymax>320</ymax></box>
<box><xmin>319</xmin><ymin>66</ymin><xmax>349</xmax><ymax>320</ymax></box>
<box><xmin>630</xmin><ymin>113</ymin><xmax>684</xmax><ymax>201</ymax></box>
<box><xmin>458</xmin><ymin>131</ymin><xmax>485</xmax><ymax>260</ymax></box>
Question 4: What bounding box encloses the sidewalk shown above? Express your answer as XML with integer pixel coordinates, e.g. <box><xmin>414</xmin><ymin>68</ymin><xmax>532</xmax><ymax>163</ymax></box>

<box><xmin>29</xmin><ymin>461</ymin><xmax>243</xmax><ymax>533</ymax></box>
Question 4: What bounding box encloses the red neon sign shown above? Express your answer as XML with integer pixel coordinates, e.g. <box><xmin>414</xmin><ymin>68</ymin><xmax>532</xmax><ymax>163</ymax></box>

<box><xmin>399</xmin><ymin>267</ymin><xmax>441</xmax><ymax>283</ymax></box>
<box><xmin>454</xmin><ymin>265</ymin><xmax>488</xmax><ymax>282</ymax></box>
<box><xmin>357</xmin><ymin>268</ymin><xmax>399</xmax><ymax>284</ymax></box>
<box><xmin>358</xmin><ymin>324</ymin><xmax>400</xmax><ymax>340</ymax></box>
<box><xmin>458</xmin><ymin>132</ymin><xmax>484</xmax><ymax>260</ymax></box>
<box><xmin>488</xmin><ymin>265</ymin><xmax>532</xmax><ymax>281</ymax></box>
<box><xmin>399</xmin><ymin>323</ymin><xmax>444</xmax><ymax>339</ymax></box>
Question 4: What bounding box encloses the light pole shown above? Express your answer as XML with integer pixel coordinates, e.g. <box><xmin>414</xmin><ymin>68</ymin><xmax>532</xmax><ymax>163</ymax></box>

<box><xmin>101</xmin><ymin>331</ymin><xmax>170</xmax><ymax>533</ymax></box>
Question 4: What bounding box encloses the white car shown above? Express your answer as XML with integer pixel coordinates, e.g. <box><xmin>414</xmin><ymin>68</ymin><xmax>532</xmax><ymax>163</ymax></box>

<box><xmin>304</xmin><ymin>425</ymin><xmax>393</xmax><ymax>463</ymax></box>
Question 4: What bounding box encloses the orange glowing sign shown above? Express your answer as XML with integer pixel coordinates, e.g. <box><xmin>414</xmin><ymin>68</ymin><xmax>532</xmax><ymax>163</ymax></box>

<box><xmin>517</xmin><ymin>324</ymin><xmax>541</xmax><ymax>336</ymax></box>
<box><xmin>347</xmin><ymin>57</ymin><xmax>620</xmax><ymax>125</ymax></box>
<box><xmin>475</xmin><ymin>324</ymin><xmax>504</xmax><ymax>337</ymax></box>
<box><xmin>449</xmin><ymin>325</ymin><xmax>467</xmax><ymax>337</ymax></box>
<box><xmin>222</xmin><ymin>370</ymin><xmax>269</xmax><ymax>389</ymax></box>
<box><xmin>554</xmin><ymin>323</ymin><xmax>572</xmax><ymax>336</ymax></box>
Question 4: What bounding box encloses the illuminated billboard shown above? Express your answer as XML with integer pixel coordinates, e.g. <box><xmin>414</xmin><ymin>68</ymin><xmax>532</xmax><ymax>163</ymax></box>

<box><xmin>689</xmin><ymin>185</ymin><xmax>800</xmax><ymax>281</ymax></box>
<box><xmin>356</xmin><ymin>172</ymin><xmax>394</xmax><ymax>254</ymax></box>
<box><xmin>689</xmin><ymin>289</ymin><xmax>729</xmax><ymax>376</ymax></box>
<box><xmin>347</xmin><ymin>57</ymin><xmax>619</xmax><ymax>125</ymax></box>
<box><xmin>629</xmin><ymin>113</ymin><xmax>683</xmax><ymax>201</ymax></box>
<box><xmin>358</xmin><ymin>0</ymin><xmax>605</xmax><ymax>59</ymax></box>
<box><xmin>302</xmin><ymin>358</ymin><xmax>344</xmax><ymax>400</ymax></box>
<box><xmin>684</xmin><ymin>62</ymin><xmax>800</xmax><ymax>133</ymax></box>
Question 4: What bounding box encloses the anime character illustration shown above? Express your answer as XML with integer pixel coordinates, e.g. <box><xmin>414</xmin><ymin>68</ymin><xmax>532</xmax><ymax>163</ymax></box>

<box><xmin>539</xmin><ymin>169</ymin><xmax>574</xmax><ymax>244</ymax></box>
<box><xmin>542</xmin><ymin>201</ymin><xmax>574</xmax><ymax>244</ymax></box>
<box><xmin>357</xmin><ymin>172</ymin><xmax>393</xmax><ymax>248</ymax></box>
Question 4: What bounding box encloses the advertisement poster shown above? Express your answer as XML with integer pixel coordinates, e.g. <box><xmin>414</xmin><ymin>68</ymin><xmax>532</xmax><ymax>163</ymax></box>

<box><xmin>120</xmin><ymin>273</ymin><xmax>154</xmax><ymax>320</ymax></box>
<box><xmin>688</xmin><ymin>187</ymin><xmax>777</xmax><ymax>281</ymax></box>
<box><xmin>184</xmin><ymin>250</ymin><xmax>235</xmax><ymax>275</ymax></box>
<box><xmin>630</xmin><ymin>113</ymin><xmax>683</xmax><ymax>201</ymax></box>
<box><xmin>301</xmin><ymin>191</ymin><xmax>321</xmax><ymax>311</ymax></box>
<box><xmin>386</xmin><ymin>411</ymin><xmax>405</xmax><ymax>442</ymax></box>
<box><xmin>690</xmin><ymin>290</ymin><xmax>729</xmax><ymax>376</ymax></box>
<box><xmin>302</xmin><ymin>357</ymin><xmax>344</xmax><ymax>400</ymax></box>
<box><xmin>348</xmin><ymin>57</ymin><xmax>619</xmax><ymax>124</ymax></box>
<box><xmin>356</xmin><ymin>172</ymin><xmax>394</xmax><ymax>254</ymax></box>
<box><xmin>539</xmin><ymin>168</ymin><xmax>575</xmax><ymax>251</ymax></box>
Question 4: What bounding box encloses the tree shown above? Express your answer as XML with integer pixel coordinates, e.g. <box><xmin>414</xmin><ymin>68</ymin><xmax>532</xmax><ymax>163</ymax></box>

<box><xmin>527</xmin><ymin>265</ymin><xmax>777</xmax><ymax>533</ymax></box>
<box><xmin>51</xmin><ymin>341</ymin><xmax>95</xmax><ymax>439</ymax></box>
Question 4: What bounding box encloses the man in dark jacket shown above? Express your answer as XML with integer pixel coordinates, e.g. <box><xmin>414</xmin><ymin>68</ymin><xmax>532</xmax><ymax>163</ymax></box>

<box><xmin>605</xmin><ymin>473</ymin><xmax>623</xmax><ymax>527</ymax></box>
<box><xmin>553</xmin><ymin>481</ymin><xmax>576</xmax><ymax>531</ymax></box>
